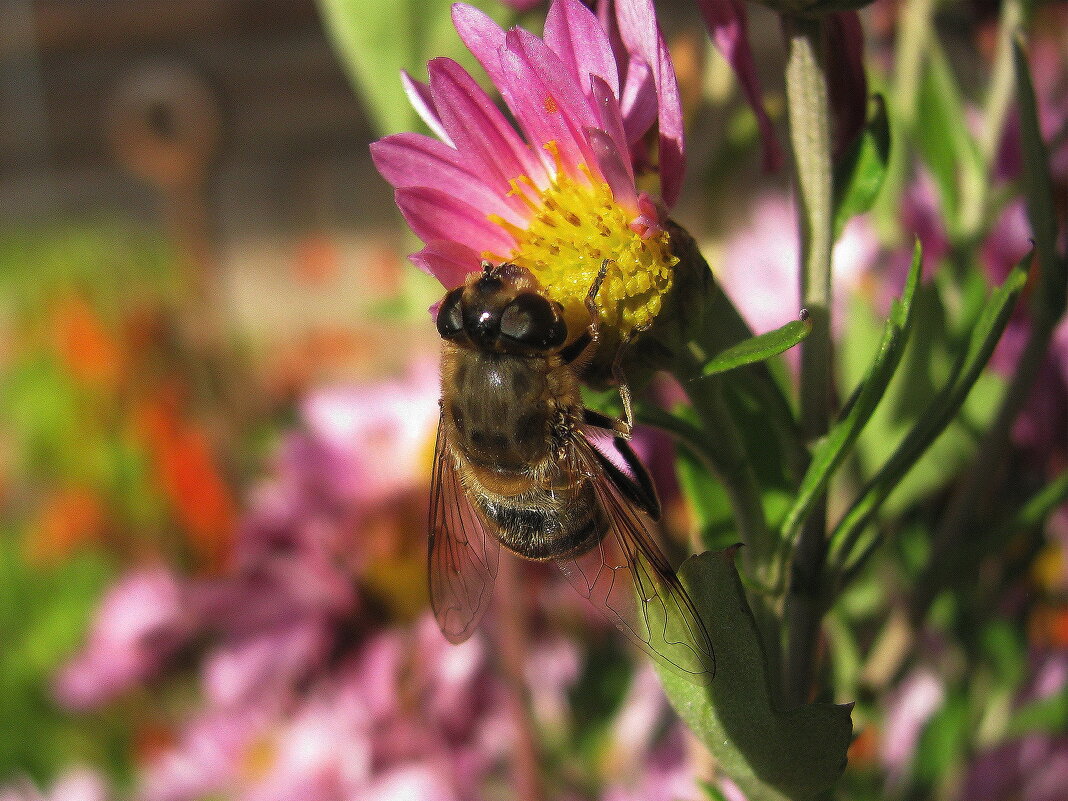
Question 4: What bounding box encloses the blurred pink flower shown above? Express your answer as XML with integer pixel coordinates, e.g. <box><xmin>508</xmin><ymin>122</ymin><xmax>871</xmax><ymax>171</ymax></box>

<box><xmin>0</xmin><ymin>770</ymin><xmax>108</xmax><ymax>801</ymax></box>
<box><xmin>289</xmin><ymin>359</ymin><xmax>440</xmax><ymax>512</ymax></box>
<box><xmin>601</xmin><ymin>724</ymin><xmax>701</xmax><ymax>801</ymax></box>
<box><xmin>962</xmin><ymin>736</ymin><xmax>1068</xmax><ymax>801</ymax></box>
<box><xmin>139</xmin><ymin>703</ymin><xmax>288</xmax><ymax>801</ymax></box>
<box><xmin>353</xmin><ymin>765</ymin><xmax>461</xmax><ymax>801</ymax></box>
<box><xmin>523</xmin><ymin>634</ymin><xmax>582</xmax><ymax>728</ymax></box>
<box><xmin>138</xmin><ymin>614</ymin><xmax>510</xmax><ymax>801</ymax></box>
<box><xmin>54</xmin><ymin>567</ymin><xmax>191</xmax><ymax>709</ymax></box>
<box><xmin>879</xmin><ymin>667</ymin><xmax>945</xmax><ymax>788</ymax></box>
<box><xmin>995</xmin><ymin>30</ymin><xmax>1068</xmax><ymax>186</ymax></box>
<box><xmin>599</xmin><ymin>664</ymin><xmax>701</xmax><ymax>801</ymax></box>
<box><xmin>959</xmin><ymin>649</ymin><xmax>1068</xmax><ymax>801</ymax></box>
<box><xmin>977</xmin><ymin>199</ymin><xmax>1065</xmax><ymax>464</ymax></box>
<box><xmin>718</xmin><ymin>193</ymin><xmax>876</xmax><ymax>344</ymax></box>
<box><xmin>608</xmin><ymin>664</ymin><xmax>669</xmax><ymax>766</ymax></box>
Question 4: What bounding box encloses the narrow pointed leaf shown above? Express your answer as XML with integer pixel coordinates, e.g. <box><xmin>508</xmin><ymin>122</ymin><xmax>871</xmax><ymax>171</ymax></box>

<box><xmin>1013</xmin><ymin>40</ymin><xmax>1066</xmax><ymax>321</ymax></box>
<box><xmin>830</xmin><ymin>254</ymin><xmax>1030</xmax><ymax>574</ymax></box>
<box><xmin>658</xmin><ymin>550</ymin><xmax>853</xmax><ymax>801</ymax></box>
<box><xmin>780</xmin><ymin>242</ymin><xmax>921</xmax><ymax>539</ymax></box>
<box><xmin>699</xmin><ymin>320</ymin><xmax>811</xmax><ymax>379</ymax></box>
<box><xmin>915</xmin><ymin>42</ymin><xmax>984</xmax><ymax>232</ymax></box>
<box><xmin>832</xmin><ymin>95</ymin><xmax>890</xmax><ymax>238</ymax></box>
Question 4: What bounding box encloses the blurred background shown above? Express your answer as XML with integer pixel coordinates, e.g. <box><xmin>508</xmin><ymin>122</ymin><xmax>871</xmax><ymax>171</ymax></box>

<box><xmin>1</xmin><ymin>1</ymin><xmax>1065</xmax><ymax>800</ymax></box>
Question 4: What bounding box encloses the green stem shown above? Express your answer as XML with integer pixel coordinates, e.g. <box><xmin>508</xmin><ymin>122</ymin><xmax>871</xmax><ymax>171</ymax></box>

<box><xmin>671</xmin><ymin>354</ymin><xmax>775</xmax><ymax>582</ymax></box>
<box><xmin>978</xmin><ymin>0</ymin><xmax>1025</xmax><ymax>167</ymax></box>
<box><xmin>782</xmin><ymin>14</ymin><xmax>835</xmax><ymax>707</ymax></box>
<box><xmin>873</xmin><ymin>0</ymin><xmax>935</xmax><ymax>245</ymax></box>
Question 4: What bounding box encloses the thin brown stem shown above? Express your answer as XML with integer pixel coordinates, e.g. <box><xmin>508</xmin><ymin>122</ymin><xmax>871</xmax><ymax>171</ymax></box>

<box><xmin>494</xmin><ymin>556</ymin><xmax>543</xmax><ymax>801</ymax></box>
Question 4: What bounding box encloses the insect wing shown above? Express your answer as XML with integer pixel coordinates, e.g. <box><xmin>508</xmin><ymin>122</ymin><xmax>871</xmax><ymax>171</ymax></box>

<box><xmin>428</xmin><ymin>412</ymin><xmax>500</xmax><ymax>644</ymax></box>
<box><xmin>556</xmin><ymin>437</ymin><xmax>715</xmax><ymax>682</ymax></box>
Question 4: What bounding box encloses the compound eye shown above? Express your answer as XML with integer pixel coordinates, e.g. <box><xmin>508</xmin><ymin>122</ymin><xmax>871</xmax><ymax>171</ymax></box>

<box><xmin>436</xmin><ymin>288</ymin><xmax>465</xmax><ymax>339</ymax></box>
<box><xmin>499</xmin><ymin>293</ymin><xmax>567</xmax><ymax>350</ymax></box>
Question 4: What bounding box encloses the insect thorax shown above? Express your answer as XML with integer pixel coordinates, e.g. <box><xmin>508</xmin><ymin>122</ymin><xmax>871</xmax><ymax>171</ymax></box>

<box><xmin>444</xmin><ymin>349</ymin><xmax>573</xmax><ymax>471</ymax></box>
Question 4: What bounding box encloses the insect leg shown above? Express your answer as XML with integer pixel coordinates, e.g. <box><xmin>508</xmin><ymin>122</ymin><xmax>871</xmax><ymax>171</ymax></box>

<box><xmin>583</xmin><ymin>407</ymin><xmax>630</xmax><ymax>437</ymax></box>
<box><xmin>560</xmin><ymin>332</ymin><xmax>591</xmax><ymax>364</ymax></box>
<box><xmin>562</xmin><ymin>259</ymin><xmax>612</xmax><ymax>367</ymax></box>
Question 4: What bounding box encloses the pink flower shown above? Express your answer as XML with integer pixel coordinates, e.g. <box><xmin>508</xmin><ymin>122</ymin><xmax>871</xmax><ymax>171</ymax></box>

<box><xmin>718</xmin><ymin>194</ymin><xmax>876</xmax><ymax>346</ymax></box>
<box><xmin>0</xmin><ymin>770</ymin><xmax>108</xmax><ymax>801</ymax></box>
<box><xmin>372</xmin><ymin>0</ymin><xmax>685</xmax><ymax>339</ymax></box>
<box><xmin>499</xmin><ymin>0</ymin><xmax>545</xmax><ymax>10</ymax></box>
<box><xmin>138</xmin><ymin>708</ymin><xmax>274</xmax><ymax>801</ymax></box>
<box><xmin>136</xmin><ymin>616</ymin><xmax>511</xmax><ymax>801</ymax></box>
<box><xmin>879</xmin><ymin>668</ymin><xmax>945</xmax><ymax>788</ymax></box>
<box><xmin>962</xmin><ymin>737</ymin><xmax>1068</xmax><ymax>801</ymax></box>
<box><xmin>523</xmin><ymin>635</ymin><xmax>582</xmax><ymax>728</ymax></box>
<box><xmin>599</xmin><ymin>664</ymin><xmax>702</xmax><ymax>801</ymax></box>
<box><xmin>54</xmin><ymin>567</ymin><xmax>191</xmax><ymax>709</ymax></box>
<box><xmin>292</xmin><ymin>359</ymin><xmax>440</xmax><ymax>511</ymax></box>
<box><xmin>601</xmin><ymin>724</ymin><xmax>702</xmax><ymax>801</ymax></box>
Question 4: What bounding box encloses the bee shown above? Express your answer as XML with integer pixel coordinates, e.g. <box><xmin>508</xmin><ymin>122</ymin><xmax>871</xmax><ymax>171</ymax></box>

<box><xmin>429</xmin><ymin>259</ymin><xmax>715</xmax><ymax>681</ymax></box>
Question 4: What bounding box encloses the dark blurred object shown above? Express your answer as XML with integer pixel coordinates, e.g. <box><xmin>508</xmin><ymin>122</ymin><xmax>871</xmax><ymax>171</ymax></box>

<box><xmin>0</xmin><ymin>0</ymin><xmax>379</xmax><ymax>230</ymax></box>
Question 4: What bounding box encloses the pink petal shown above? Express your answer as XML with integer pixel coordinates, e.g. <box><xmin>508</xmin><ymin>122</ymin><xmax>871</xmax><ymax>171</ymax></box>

<box><xmin>613</xmin><ymin>0</ymin><xmax>686</xmax><ymax>206</ymax></box>
<box><xmin>590</xmin><ymin>74</ymin><xmax>634</xmax><ymax>183</ymax></box>
<box><xmin>451</xmin><ymin>4</ymin><xmax>511</xmax><ymax>95</ymax></box>
<box><xmin>544</xmin><ymin>0</ymin><xmax>619</xmax><ymax>99</ymax></box>
<box><xmin>632</xmin><ymin>191</ymin><xmax>666</xmax><ymax>237</ymax></box>
<box><xmin>410</xmin><ymin>240</ymin><xmax>483</xmax><ymax>289</ymax></box>
<box><xmin>396</xmin><ymin>186</ymin><xmax>517</xmax><ymax>258</ymax></box>
<box><xmin>401</xmin><ymin>70</ymin><xmax>452</xmax><ymax>146</ymax></box>
<box><xmin>500</xmin><ymin>27</ymin><xmax>600</xmax><ymax>179</ymax></box>
<box><xmin>371</xmin><ymin>133</ymin><xmax>527</xmax><ymax>226</ymax></box>
<box><xmin>652</xmin><ymin>33</ymin><xmax>686</xmax><ymax>207</ymax></box>
<box><xmin>587</xmin><ymin>127</ymin><xmax>638</xmax><ymax>211</ymax></box>
<box><xmin>826</xmin><ymin>11</ymin><xmax>868</xmax><ymax>158</ymax></box>
<box><xmin>427</xmin><ymin>57</ymin><xmax>547</xmax><ymax>192</ymax></box>
<box><xmin>618</xmin><ymin>54</ymin><xmax>657</xmax><ymax>145</ymax></box>
<box><xmin>696</xmin><ymin>0</ymin><xmax>784</xmax><ymax>172</ymax></box>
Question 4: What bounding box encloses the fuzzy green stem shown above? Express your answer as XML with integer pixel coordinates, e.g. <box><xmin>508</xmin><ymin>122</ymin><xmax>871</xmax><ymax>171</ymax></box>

<box><xmin>674</xmin><ymin>353</ymin><xmax>775</xmax><ymax>583</ymax></box>
<box><xmin>782</xmin><ymin>14</ymin><xmax>835</xmax><ymax>707</ymax></box>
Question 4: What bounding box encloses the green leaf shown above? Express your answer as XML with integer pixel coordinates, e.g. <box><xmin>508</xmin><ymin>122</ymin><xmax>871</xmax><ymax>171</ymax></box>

<box><xmin>1010</xmin><ymin>471</ymin><xmax>1068</xmax><ymax>533</ymax></box>
<box><xmin>675</xmin><ymin>445</ymin><xmax>737</xmax><ymax>551</ymax></box>
<box><xmin>913</xmin><ymin>690</ymin><xmax>970</xmax><ymax>786</ymax></box>
<box><xmin>1004</xmin><ymin>685</ymin><xmax>1068</xmax><ymax>738</ymax></box>
<box><xmin>699</xmin><ymin>781</ymin><xmax>731</xmax><ymax>801</ymax></box>
<box><xmin>914</xmin><ymin>42</ymin><xmax>984</xmax><ymax>236</ymax></box>
<box><xmin>831</xmin><ymin>254</ymin><xmax>1030</xmax><ymax>576</ymax></box>
<box><xmin>833</xmin><ymin>95</ymin><xmax>891</xmax><ymax>237</ymax></box>
<box><xmin>1013</xmin><ymin>40</ymin><xmax>1067</xmax><ymax>323</ymax></box>
<box><xmin>780</xmin><ymin>242</ymin><xmax>921</xmax><ymax>540</ymax></box>
<box><xmin>698</xmin><ymin>320</ymin><xmax>811</xmax><ymax>379</ymax></box>
<box><xmin>0</xmin><ymin>535</ymin><xmax>122</xmax><ymax>782</ymax></box>
<box><xmin>658</xmin><ymin>550</ymin><xmax>853</xmax><ymax>801</ymax></box>
<box><xmin>316</xmin><ymin>0</ymin><xmax>514</xmax><ymax>137</ymax></box>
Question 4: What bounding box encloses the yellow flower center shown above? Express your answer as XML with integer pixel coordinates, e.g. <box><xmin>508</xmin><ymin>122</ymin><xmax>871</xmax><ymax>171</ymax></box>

<box><xmin>487</xmin><ymin>156</ymin><xmax>676</xmax><ymax>343</ymax></box>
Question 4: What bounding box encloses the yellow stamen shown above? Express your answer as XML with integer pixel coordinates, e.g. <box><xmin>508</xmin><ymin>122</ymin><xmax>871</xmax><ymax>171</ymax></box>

<box><xmin>495</xmin><ymin>154</ymin><xmax>676</xmax><ymax>342</ymax></box>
